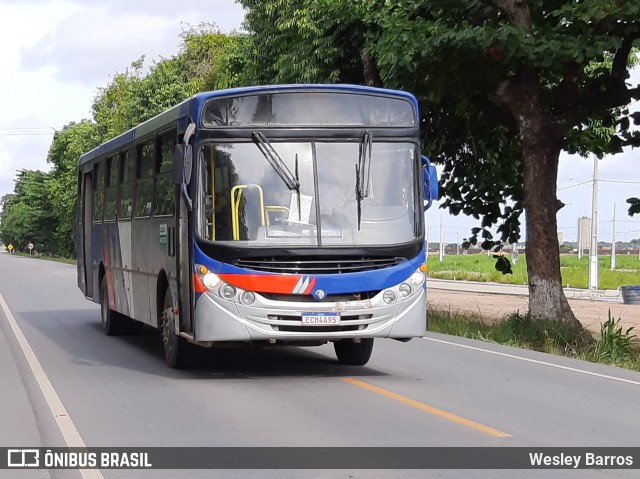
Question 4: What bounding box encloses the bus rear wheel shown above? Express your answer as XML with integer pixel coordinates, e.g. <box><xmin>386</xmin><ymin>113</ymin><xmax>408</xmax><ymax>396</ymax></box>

<box><xmin>333</xmin><ymin>338</ymin><xmax>374</xmax><ymax>366</ymax></box>
<box><xmin>100</xmin><ymin>279</ymin><xmax>122</xmax><ymax>336</ymax></box>
<box><xmin>160</xmin><ymin>288</ymin><xmax>189</xmax><ymax>368</ymax></box>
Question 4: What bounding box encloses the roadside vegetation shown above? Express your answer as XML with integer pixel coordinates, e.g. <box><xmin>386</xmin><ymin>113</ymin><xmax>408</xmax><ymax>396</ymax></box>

<box><xmin>427</xmin><ymin>253</ymin><xmax>640</xmax><ymax>290</ymax></box>
<box><xmin>11</xmin><ymin>251</ymin><xmax>76</xmax><ymax>265</ymax></box>
<box><xmin>429</xmin><ymin>308</ymin><xmax>640</xmax><ymax>371</ymax></box>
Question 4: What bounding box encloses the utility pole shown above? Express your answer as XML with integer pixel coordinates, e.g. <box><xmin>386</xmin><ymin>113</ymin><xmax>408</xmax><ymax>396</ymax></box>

<box><xmin>456</xmin><ymin>232</ymin><xmax>460</xmax><ymax>255</ymax></box>
<box><xmin>589</xmin><ymin>155</ymin><xmax>599</xmax><ymax>289</ymax></box>
<box><xmin>439</xmin><ymin>215</ymin><xmax>444</xmax><ymax>262</ymax></box>
<box><xmin>611</xmin><ymin>203</ymin><xmax>616</xmax><ymax>270</ymax></box>
<box><xmin>425</xmin><ymin>225</ymin><xmax>429</xmax><ymax>262</ymax></box>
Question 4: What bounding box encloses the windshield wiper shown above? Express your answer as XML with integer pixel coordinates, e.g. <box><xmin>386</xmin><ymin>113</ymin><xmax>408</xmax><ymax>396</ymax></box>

<box><xmin>252</xmin><ymin>131</ymin><xmax>299</xmax><ymax>190</ymax></box>
<box><xmin>252</xmin><ymin>131</ymin><xmax>302</xmax><ymax>220</ymax></box>
<box><xmin>355</xmin><ymin>130</ymin><xmax>373</xmax><ymax>230</ymax></box>
<box><xmin>294</xmin><ymin>153</ymin><xmax>301</xmax><ymax>221</ymax></box>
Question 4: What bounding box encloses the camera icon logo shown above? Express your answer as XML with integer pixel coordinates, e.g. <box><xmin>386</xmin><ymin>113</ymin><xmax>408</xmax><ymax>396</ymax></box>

<box><xmin>7</xmin><ymin>449</ymin><xmax>40</xmax><ymax>467</ymax></box>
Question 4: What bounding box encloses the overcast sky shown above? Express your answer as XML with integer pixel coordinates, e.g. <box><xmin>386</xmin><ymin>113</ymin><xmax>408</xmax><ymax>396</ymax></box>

<box><xmin>0</xmin><ymin>0</ymin><xmax>638</xmax><ymax>243</ymax></box>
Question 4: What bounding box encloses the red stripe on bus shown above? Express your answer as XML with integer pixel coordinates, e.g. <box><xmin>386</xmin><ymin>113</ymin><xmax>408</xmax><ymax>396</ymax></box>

<box><xmin>193</xmin><ymin>274</ymin><xmax>207</xmax><ymax>294</ymax></box>
<box><xmin>304</xmin><ymin>278</ymin><xmax>316</xmax><ymax>295</ymax></box>
<box><xmin>219</xmin><ymin>274</ymin><xmax>301</xmax><ymax>294</ymax></box>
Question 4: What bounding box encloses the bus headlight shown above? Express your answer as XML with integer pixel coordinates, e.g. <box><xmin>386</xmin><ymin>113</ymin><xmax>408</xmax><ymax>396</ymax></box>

<box><xmin>383</xmin><ymin>290</ymin><xmax>397</xmax><ymax>304</ymax></box>
<box><xmin>220</xmin><ymin>284</ymin><xmax>237</xmax><ymax>300</ymax></box>
<box><xmin>203</xmin><ymin>272</ymin><xmax>221</xmax><ymax>290</ymax></box>
<box><xmin>240</xmin><ymin>291</ymin><xmax>256</xmax><ymax>305</ymax></box>
<box><xmin>399</xmin><ymin>283</ymin><xmax>412</xmax><ymax>297</ymax></box>
<box><xmin>410</xmin><ymin>271</ymin><xmax>425</xmax><ymax>286</ymax></box>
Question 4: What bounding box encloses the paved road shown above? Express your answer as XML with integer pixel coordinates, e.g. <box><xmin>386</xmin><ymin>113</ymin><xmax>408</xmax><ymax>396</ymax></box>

<box><xmin>1</xmin><ymin>253</ymin><xmax>640</xmax><ymax>478</ymax></box>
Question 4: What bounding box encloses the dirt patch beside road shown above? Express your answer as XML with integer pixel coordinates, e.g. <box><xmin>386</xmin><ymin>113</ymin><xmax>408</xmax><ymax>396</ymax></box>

<box><xmin>427</xmin><ymin>288</ymin><xmax>640</xmax><ymax>337</ymax></box>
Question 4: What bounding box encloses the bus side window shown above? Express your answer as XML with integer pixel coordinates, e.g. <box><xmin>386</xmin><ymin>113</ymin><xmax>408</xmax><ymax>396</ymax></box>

<box><xmin>93</xmin><ymin>162</ymin><xmax>104</xmax><ymax>223</ymax></box>
<box><xmin>119</xmin><ymin>148</ymin><xmax>135</xmax><ymax>219</ymax></box>
<box><xmin>134</xmin><ymin>142</ymin><xmax>154</xmax><ymax>218</ymax></box>
<box><xmin>154</xmin><ymin>133</ymin><xmax>175</xmax><ymax>216</ymax></box>
<box><xmin>104</xmin><ymin>156</ymin><xmax>119</xmax><ymax>222</ymax></box>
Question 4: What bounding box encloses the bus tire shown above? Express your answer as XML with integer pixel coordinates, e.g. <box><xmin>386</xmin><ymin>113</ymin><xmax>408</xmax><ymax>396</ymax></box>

<box><xmin>100</xmin><ymin>279</ymin><xmax>122</xmax><ymax>336</ymax></box>
<box><xmin>333</xmin><ymin>338</ymin><xmax>374</xmax><ymax>366</ymax></box>
<box><xmin>161</xmin><ymin>288</ymin><xmax>189</xmax><ymax>368</ymax></box>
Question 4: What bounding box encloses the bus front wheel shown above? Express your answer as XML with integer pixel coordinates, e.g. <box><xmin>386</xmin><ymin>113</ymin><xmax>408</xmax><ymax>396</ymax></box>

<box><xmin>333</xmin><ymin>338</ymin><xmax>374</xmax><ymax>366</ymax></box>
<box><xmin>160</xmin><ymin>288</ymin><xmax>189</xmax><ymax>368</ymax></box>
<box><xmin>100</xmin><ymin>280</ymin><xmax>122</xmax><ymax>335</ymax></box>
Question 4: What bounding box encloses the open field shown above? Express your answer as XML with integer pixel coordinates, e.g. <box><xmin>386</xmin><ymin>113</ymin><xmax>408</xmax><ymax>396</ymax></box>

<box><xmin>427</xmin><ymin>253</ymin><xmax>640</xmax><ymax>290</ymax></box>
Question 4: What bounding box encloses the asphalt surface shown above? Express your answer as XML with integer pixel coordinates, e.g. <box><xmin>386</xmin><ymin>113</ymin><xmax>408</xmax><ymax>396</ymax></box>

<box><xmin>1</xmin><ymin>252</ymin><xmax>640</xmax><ymax>479</ymax></box>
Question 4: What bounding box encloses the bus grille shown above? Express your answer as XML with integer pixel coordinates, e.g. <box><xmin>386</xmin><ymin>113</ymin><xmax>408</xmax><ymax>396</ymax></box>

<box><xmin>267</xmin><ymin>314</ymin><xmax>372</xmax><ymax>322</ymax></box>
<box><xmin>261</xmin><ymin>291</ymin><xmax>379</xmax><ymax>302</ymax></box>
<box><xmin>275</xmin><ymin>325</ymin><xmax>364</xmax><ymax>333</ymax></box>
<box><xmin>232</xmin><ymin>257</ymin><xmax>404</xmax><ymax>274</ymax></box>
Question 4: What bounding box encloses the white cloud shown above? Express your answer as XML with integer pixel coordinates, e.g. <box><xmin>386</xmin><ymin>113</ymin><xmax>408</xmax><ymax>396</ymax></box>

<box><xmin>0</xmin><ymin>0</ymin><xmax>245</xmax><ymax>199</ymax></box>
<box><xmin>20</xmin><ymin>1</ymin><xmax>245</xmax><ymax>86</ymax></box>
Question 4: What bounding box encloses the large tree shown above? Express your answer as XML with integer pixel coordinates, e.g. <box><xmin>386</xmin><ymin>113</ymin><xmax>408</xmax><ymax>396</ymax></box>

<box><xmin>0</xmin><ymin>170</ymin><xmax>56</xmax><ymax>252</ymax></box>
<box><xmin>47</xmin><ymin>121</ymin><xmax>102</xmax><ymax>257</ymax></box>
<box><xmin>92</xmin><ymin>25</ymin><xmax>250</xmax><ymax>140</ymax></box>
<box><xmin>241</xmin><ymin>0</ymin><xmax>640</xmax><ymax>326</ymax></box>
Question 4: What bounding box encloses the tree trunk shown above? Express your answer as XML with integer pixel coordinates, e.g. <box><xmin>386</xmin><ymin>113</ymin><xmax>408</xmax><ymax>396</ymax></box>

<box><xmin>521</xmin><ymin>136</ymin><xmax>581</xmax><ymax>329</ymax></box>
<box><xmin>359</xmin><ymin>49</ymin><xmax>382</xmax><ymax>88</ymax></box>
<box><xmin>498</xmin><ymin>66</ymin><xmax>581</xmax><ymax>329</ymax></box>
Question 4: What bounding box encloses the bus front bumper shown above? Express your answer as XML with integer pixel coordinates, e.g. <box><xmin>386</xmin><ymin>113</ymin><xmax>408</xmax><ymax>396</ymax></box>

<box><xmin>193</xmin><ymin>288</ymin><xmax>427</xmax><ymax>343</ymax></box>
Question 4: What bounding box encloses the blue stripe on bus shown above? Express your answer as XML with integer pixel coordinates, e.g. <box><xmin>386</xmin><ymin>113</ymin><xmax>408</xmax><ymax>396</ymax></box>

<box><xmin>194</xmin><ymin>243</ymin><xmax>426</xmax><ymax>295</ymax></box>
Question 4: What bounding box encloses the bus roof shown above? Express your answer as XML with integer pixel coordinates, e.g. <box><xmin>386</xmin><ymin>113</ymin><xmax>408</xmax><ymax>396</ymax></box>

<box><xmin>78</xmin><ymin>84</ymin><xmax>419</xmax><ymax>168</ymax></box>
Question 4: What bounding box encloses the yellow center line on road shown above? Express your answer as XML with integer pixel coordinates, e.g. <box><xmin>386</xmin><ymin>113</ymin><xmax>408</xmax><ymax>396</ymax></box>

<box><xmin>342</xmin><ymin>377</ymin><xmax>511</xmax><ymax>438</ymax></box>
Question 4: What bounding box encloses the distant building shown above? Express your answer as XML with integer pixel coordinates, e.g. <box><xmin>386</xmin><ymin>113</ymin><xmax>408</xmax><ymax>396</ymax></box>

<box><xmin>577</xmin><ymin>216</ymin><xmax>590</xmax><ymax>251</ymax></box>
<box><xmin>557</xmin><ymin>232</ymin><xmax>564</xmax><ymax>244</ymax></box>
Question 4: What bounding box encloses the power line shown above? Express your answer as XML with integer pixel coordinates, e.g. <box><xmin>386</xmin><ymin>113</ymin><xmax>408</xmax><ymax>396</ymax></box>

<box><xmin>558</xmin><ymin>180</ymin><xmax>592</xmax><ymax>191</ymax></box>
<box><xmin>0</xmin><ymin>127</ymin><xmax>60</xmax><ymax>136</ymax></box>
<box><xmin>600</xmin><ymin>179</ymin><xmax>640</xmax><ymax>185</ymax></box>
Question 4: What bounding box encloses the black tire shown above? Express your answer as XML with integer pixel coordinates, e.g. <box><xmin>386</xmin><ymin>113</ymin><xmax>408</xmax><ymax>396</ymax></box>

<box><xmin>100</xmin><ymin>279</ymin><xmax>122</xmax><ymax>336</ymax></box>
<box><xmin>160</xmin><ymin>287</ymin><xmax>190</xmax><ymax>368</ymax></box>
<box><xmin>333</xmin><ymin>338</ymin><xmax>374</xmax><ymax>366</ymax></box>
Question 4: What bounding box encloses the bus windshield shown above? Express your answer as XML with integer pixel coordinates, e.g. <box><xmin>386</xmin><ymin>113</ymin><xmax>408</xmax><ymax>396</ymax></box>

<box><xmin>198</xmin><ymin>140</ymin><xmax>417</xmax><ymax>247</ymax></box>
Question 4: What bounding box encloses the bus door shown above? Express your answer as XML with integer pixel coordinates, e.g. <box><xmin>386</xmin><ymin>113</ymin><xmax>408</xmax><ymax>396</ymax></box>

<box><xmin>81</xmin><ymin>172</ymin><xmax>94</xmax><ymax>298</ymax></box>
<box><xmin>173</xmin><ymin>123</ymin><xmax>196</xmax><ymax>335</ymax></box>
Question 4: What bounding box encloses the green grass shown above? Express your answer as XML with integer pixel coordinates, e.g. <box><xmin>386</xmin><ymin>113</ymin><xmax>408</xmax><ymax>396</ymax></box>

<box><xmin>12</xmin><ymin>251</ymin><xmax>76</xmax><ymax>265</ymax></box>
<box><xmin>427</xmin><ymin>253</ymin><xmax>640</xmax><ymax>289</ymax></box>
<box><xmin>428</xmin><ymin>308</ymin><xmax>640</xmax><ymax>371</ymax></box>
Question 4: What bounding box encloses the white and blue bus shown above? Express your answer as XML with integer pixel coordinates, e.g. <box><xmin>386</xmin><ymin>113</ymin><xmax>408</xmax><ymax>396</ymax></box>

<box><xmin>76</xmin><ymin>85</ymin><xmax>438</xmax><ymax>368</ymax></box>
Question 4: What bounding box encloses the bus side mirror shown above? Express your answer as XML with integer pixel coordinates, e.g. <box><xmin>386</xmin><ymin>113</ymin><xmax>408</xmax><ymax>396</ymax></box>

<box><xmin>421</xmin><ymin>155</ymin><xmax>438</xmax><ymax>211</ymax></box>
<box><xmin>173</xmin><ymin>145</ymin><xmax>185</xmax><ymax>185</ymax></box>
<box><xmin>173</xmin><ymin>144</ymin><xmax>193</xmax><ymax>212</ymax></box>
<box><xmin>173</xmin><ymin>144</ymin><xmax>193</xmax><ymax>186</ymax></box>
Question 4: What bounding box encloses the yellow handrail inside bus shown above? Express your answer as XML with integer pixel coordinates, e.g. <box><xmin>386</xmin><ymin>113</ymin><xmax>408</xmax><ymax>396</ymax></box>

<box><xmin>265</xmin><ymin>206</ymin><xmax>289</xmax><ymax>225</ymax></box>
<box><xmin>231</xmin><ymin>184</ymin><xmax>266</xmax><ymax>240</ymax></box>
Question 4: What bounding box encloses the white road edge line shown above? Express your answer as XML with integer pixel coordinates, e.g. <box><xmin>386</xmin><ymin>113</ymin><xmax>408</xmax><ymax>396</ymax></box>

<box><xmin>423</xmin><ymin>336</ymin><xmax>640</xmax><ymax>386</ymax></box>
<box><xmin>0</xmin><ymin>292</ymin><xmax>104</xmax><ymax>479</ymax></box>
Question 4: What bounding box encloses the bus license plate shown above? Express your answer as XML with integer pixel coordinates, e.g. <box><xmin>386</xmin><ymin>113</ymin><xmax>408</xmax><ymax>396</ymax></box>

<box><xmin>301</xmin><ymin>312</ymin><xmax>340</xmax><ymax>326</ymax></box>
